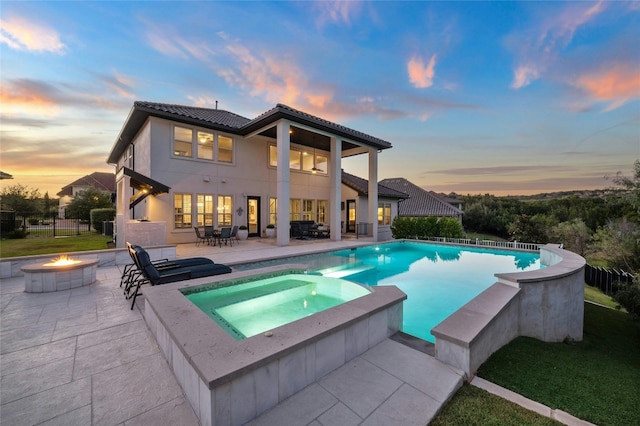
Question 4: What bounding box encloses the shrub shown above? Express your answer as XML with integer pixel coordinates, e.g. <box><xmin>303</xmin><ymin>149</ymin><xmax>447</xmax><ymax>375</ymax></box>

<box><xmin>391</xmin><ymin>217</ymin><xmax>415</xmax><ymax>239</ymax></box>
<box><xmin>391</xmin><ymin>216</ymin><xmax>464</xmax><ymax>240</ymax></box>
<box><xmin>614</xmin><ymin>278</ymin><xmax>640</xmax><ymax>319</ymax></box>
<box><xmin>4</xmin><ymin>228</ymin><xmax>29</xmax><ymax>239</ymax></box>
<box><xmin>438</xmin><ymin>217</ymin><xmax>465</xmax><ymax>238</ymax></box>
<box><xmin>90</xmin><ymin>208</ymin><xmax>116</xmax><ymax>234</ymax></box>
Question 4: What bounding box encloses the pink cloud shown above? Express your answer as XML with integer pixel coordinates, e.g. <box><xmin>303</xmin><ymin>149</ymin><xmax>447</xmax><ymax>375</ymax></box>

<box><xmin>572</xmin><ymin>64</ymin><xmax>640</xmax><ymax>111</ymax></box>
<box><xmin>407</xmin><ymin>54</ymin><xmax>437</xmax><ymax>89</ymax></box>
<box><xmin>0</xmin><ymin>16</ymin><xmax>66</xmax><ymax>53</ymax></box>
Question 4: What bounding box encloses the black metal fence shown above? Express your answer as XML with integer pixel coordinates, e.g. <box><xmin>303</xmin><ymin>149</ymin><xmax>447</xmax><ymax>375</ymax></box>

<box><xmin>0</xmin><ymin>212</ymin><xmax>94</xmax><ymax>238</ymax></box>
<box><xmin>584</xmin><ymin>264</ymin><xmax>635</xmax><ymax>295</ymax></box>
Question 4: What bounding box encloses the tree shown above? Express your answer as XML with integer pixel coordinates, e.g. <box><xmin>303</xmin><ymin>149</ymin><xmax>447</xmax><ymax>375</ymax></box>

<box><xmin>65</xmin><ymin>188</ymin><xmax>113</xmax><ymax>221</ymax></box>
<box><xmin>0</xmin><ymin>184</ymin><xmax>41</xmax><ymax>215</ymax></box>
<box><xmin>591</xmin><ymin>219</ymin><xmax>640</xmax><ymax>272</ymax></box>
<box><xmin>507</xmin><ymin>214</ymin><xmax>551</xmax><ymax>243</ymax></box>
<box><xmin>549</xmin><ymin>219</ymin><xmax>591</xmax><ymax>256</ymax></box>
<box><xmin>609</xmin><ymin>159</ymin><xmax>640</xmax><ymax>222</ymax></box>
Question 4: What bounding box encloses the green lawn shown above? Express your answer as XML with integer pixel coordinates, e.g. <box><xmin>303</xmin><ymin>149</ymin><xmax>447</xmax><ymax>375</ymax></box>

<box><xmin>0</xmin><ymin>234</ymin><xmax>113</xmax><ymax>258</ymax></box>
<box><xmin>584</xmin><ymin>284</ymin><xmax>624</xmax><ymax>310</ymax></box>
<box><xmin>430</xmin><ymin>384</ymin><xmax>561</xmax><ymax>426</ymax></box>
<box><xmin>475</xmin><ymin>303</ymin><xmax>640</xmax><ymax>426</ymax></box>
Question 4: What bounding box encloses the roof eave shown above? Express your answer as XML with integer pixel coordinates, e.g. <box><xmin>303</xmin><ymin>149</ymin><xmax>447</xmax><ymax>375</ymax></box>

<box><xmin>240</xmin><ymin>105</ymin><xmax>392</xmax><ymax>151</ymax></box>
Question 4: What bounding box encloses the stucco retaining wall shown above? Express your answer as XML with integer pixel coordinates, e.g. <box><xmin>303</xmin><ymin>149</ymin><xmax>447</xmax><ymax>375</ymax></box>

<box><xmin>432</xmin><ymin>244</ymin><xmax>585</xmax><ymax>378</ymax></box>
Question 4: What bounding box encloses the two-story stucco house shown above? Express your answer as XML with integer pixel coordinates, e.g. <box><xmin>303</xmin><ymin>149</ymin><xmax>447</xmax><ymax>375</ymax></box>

<box><xmin>106</xmin><ymin>101</ymin><xmax>394</xmax><ymax>247</ymax></box>
<box><xmin>56</xmin><ymin>172</ymin><xmax>115</xmax><ymax>219</ymax></box>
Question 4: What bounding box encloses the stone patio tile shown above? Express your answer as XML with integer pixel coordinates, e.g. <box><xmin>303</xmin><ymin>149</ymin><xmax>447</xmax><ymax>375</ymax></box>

<box><xmin>362</xmin><ymin>339</ymin><xmax>463</xmax><ymax>402</ymax></box>
<box><xmin>5</xmin><ymin>291</ymin><xmax>70</xmax><ymax>308</ymax></box>
<box><xmin>51</xmin><ymin>310</ymin><xmax>141</xmax><ymax>341</ymax></box>
<box><xmin>362</xmin><ymin>383</ymin><xmax>441</xmax><ymax>426</ymax></box>
<box><xmin>1</xmin><ymin>356</ymin><xmax>74</xmax><ymax>404</ymax></box>
<box><xmin>92</xmin><ymin>352</ymin><xmax>184</xmax><ymax>426</ymax></box>
<box><xmin>77</xmin><ymin>319</ymin><xmax>146</xmax><ymax>349</ymax></box>
<box><xmin>0</xmin><ymin>321</ymin><xmax>55</xmax><ymax>354</ymax></box>
<box><xmin>0</xmin><ymin>336</ymin><xmax>76</xmax><ymax>375</ymax></box>
<box><xmin>0</xmin><ymin>376</ymin><xmax>91</xmax><ymax>425</ymax></box>
<box><xmin>318</xmin><ymin>358</ymin><xmax>402</xmax><ymax>419</ymax></box>
<box><xmin>317</xmin><ymin>401</ymin><xmax>362</xmax><ymax>426</ymax></box>
<box><xmin>0</xmin><ymin>304</ymin><xmax>44</xmax><ymax>330</ymax></box>
<box><xmin>246</xmin><ymin>383</ymin><xmax>338</xmax><ymax>426</ymax></box>
<box><xmin>123</xmin><ymin>396</ymin><xmax>199</xmax><ymax>426</ymax></box>
<box><xmin>73</xmin><ymin>329</ymin><xmax>158</xmax><ymax>379</ymax></box>
<box><xmin>0</xmin><ymin>278</ymin><xmax>25</xmax><ymax>296</ymax></box>
<box><xmin>38</xmin><ymin>404</ymin><xmax>92</xmax><ymax>426</ymax></box>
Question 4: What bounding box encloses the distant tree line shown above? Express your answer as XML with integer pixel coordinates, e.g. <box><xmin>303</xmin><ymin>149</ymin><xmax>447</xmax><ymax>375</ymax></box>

<box><xmin>462</xmin><ymin>160</ymin><xmax>640</xmax><ymax>317</ymax></box>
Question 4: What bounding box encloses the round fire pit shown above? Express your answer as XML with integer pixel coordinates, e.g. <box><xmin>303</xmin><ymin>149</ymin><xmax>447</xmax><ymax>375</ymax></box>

<box><xmin>21</xmin><ymin>257</ymin><xmax>99</xmax><ymax>293</ymax></box>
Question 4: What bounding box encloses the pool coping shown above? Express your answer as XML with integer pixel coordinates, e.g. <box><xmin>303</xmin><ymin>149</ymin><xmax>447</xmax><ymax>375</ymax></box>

<box><xmin>143</xmin><ymin>263</ymin><xmax>407</xmax><ymax>389</ymax></box>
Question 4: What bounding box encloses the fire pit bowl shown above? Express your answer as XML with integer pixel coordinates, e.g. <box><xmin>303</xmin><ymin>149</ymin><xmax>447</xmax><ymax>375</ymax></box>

<box><xmin>21</xmin><ymin>256</ymin><xmax>100</xmax><ymax>293</ymax></box>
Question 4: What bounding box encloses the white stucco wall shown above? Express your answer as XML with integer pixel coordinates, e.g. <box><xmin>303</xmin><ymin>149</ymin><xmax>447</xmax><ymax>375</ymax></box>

<box><xmin>121</xmin><ymin>117</ymin><xmax>336</xmax><ymax>245</ymax></box>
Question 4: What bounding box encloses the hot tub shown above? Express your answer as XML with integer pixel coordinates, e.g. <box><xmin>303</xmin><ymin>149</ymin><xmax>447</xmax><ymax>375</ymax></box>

<box><xmin>143</xmin><ymin>265</ymin><xmax>406</xmax><ymax>426</ymax></box>
<box><xmin>183</xmin><ymin>274</ymin><xmax>371</xmax><ymax>339</ymax></box>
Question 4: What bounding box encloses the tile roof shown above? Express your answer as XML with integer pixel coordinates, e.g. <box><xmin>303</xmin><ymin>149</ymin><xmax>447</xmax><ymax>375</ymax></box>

<box><xmin>108</xmin><ymin>101</ymin><xmax>392</xmax><ymax>164</ymax></box>
<box><xmin>57</xmin><ymin>172</ymin><xmax>115</xmax><ymax>197</ymax></box>
<box><xmin>341</xmin><ymin>171</ymin><xmax>409</xmax><ymax>199</ymax></box>
<box><xmin>379</xmin><ymin>178</ymin><xmax>464</xmax><ymax>217</ymax></box>
<box><xmin>135</xmin><ymin>101</ymin><xmax>251</xmax><ymax>129</ymax></box>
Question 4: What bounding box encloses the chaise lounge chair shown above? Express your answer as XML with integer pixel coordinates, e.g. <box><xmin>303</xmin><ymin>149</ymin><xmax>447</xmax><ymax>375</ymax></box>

<box><xmin>122</xmin><ymin>242</ymin><xmax>214</xmax><ymax>294</ymax></box>
<box><xmin>125</xmin><ymin>243</ymin><xmax>232</xmax><ymax>309</ymax></box>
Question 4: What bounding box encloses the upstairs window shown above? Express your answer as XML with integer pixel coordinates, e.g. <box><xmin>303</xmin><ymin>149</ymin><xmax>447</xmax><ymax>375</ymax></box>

<box><xmin>197</xmin><ymin>132</ymin><xmax>214</xmax><ymax>160</ymax></box>
<box><xmin>268</xmin><ymin>144</ymin><xmax>327</xmax><ymax>174</ymax></box>
<box><xmin>174</xmin><ymin>127</ymin><xmax>193</xmax><ymax>157</ymax></box>
<box><xmin>218</xmin><ymin>136</ymin><xmax>233</xmax><ymax>163</ymax></box>
<box><xmin>173</xmin><ymin>126</ymin><xmax>234</xmax><ymax>163</ymax></box>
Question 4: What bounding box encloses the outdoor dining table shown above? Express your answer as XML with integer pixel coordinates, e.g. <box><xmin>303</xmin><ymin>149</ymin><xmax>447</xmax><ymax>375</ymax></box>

<box><xmin>204</xmin><ymin>227</ymin><xmax>220</xmax><ymax>245</ymax></box>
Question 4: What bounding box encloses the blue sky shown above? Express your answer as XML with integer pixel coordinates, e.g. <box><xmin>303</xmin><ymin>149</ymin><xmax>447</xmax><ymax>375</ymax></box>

<box><xmin>1</xmin><ymin>1</ymin><xmax>638</xmax><ymax>196</ymax></box>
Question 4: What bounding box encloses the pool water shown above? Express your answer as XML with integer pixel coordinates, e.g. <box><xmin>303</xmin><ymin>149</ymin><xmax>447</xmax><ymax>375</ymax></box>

<box><xmin>184</xmin><ymin>274</ymin><xmax>370</xmax><ymax>339</ymax></box>
<box><xmin>236</xmin><ymin>241</ymin><xmax>540</xmax><ymax>342</ymax></box>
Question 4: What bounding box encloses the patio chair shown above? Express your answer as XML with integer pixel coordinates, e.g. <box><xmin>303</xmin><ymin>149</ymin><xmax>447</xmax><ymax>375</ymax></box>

<box><xmin>218</xmin><ymin>226</ymin><xmax>232</xmax><ymax>247</ymax></box>
<box><xmin>230</xmin><ymin>225</ymin><xmax>239</xmax><ymax>243</ymax></box>
<box><xmin>123</xmin><ymin>243</ymin><xmax>218</xmax><ymax>296</ymax></box>
<box><xmin>125</xmin><ymin>244</ymin><xmax>231</xmax><ymax>309</ymax></box>
<box><xmin>120</xmin><ymin>242</ymin><xmax>170</xmax><ymax>289</ymax></box>
<box><xmin>194</xmin><ymin>227</ymin><xmax>210</xmax><ymax>246</ymax></box>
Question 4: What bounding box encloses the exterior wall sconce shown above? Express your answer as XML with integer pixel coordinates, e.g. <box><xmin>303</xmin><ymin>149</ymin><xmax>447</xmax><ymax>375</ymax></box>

<box><xmin>236</xmin><ymin>207</ymin><xmax>244</xmax><ymax>216</ymax></box>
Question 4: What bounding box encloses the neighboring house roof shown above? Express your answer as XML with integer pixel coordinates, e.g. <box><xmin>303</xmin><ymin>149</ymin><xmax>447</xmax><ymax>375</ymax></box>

<box><xmin>430</xmin><ymin>191</ymin><xmax>463</xmax><ymax>207</ymax></box>
<box><xmin>341</xmin><ymin>171</ymin><xmax>409</xmax><ymax>200</ymax></box>
<box><xmin>379</xmin><ymin>178</ymin><xmax>464</xmax><ymax>217</ymax></box>
<box><xmin>108</xmin><ymin>101</ymin><xmax>393</xmax><ymax>164</ymax></box>
<box><xmin>57</xmin><ymin>172</ymin><xmax>116</xmax><ymax>197</ymax></box>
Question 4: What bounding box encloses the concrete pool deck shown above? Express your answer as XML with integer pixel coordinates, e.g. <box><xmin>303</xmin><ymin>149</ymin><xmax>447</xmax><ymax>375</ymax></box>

<box><xmin>0</xmin><ymin>238</ymin><xmax>590</xmax><ymax>425</ymax></box>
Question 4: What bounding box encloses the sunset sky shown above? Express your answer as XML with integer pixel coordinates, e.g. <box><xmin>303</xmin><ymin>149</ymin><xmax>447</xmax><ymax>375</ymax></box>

<box><xmin>1</xmin><ymin>1</ymin><xmax>638</xmax><ymax>197</ymax></box>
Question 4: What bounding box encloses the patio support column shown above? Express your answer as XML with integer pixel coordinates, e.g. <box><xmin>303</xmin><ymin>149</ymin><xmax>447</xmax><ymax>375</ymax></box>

<box><xmin>330</xmin><ymin>137</ymin><xmax>342</xmax><ymax>241</ymax></box>
<box><xmin>276</xmin><ymin>120</ymin><xmax>291</xmax><ymax>246</ymax></box>
<box><xmin>115</xmin><ymin>171</ymin><xmax>131</xmax><ymax>249</ymax></box>
<box><xmin>368</xmin><ymin>148</ymin><xmax>378</xmax><ymax>241</ymax></box>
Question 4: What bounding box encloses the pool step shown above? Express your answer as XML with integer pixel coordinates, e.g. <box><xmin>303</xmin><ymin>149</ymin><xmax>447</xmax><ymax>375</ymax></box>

<box><xmin>321</xmin><ymin>264</ymin><xmax>376</xmax><ymax>279</ymax></box>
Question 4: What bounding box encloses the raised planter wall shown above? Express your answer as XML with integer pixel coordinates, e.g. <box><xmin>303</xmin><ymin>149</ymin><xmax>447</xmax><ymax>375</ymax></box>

<box><xmin>0</xmin><ymin>245</ymin><xmax>177</xmax><ymax>279</ymax></box>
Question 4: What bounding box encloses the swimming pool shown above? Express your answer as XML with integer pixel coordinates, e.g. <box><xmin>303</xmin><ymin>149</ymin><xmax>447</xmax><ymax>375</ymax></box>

<box><xmin>183</xmin><ymin>273</ymin><xmax>371</xmax><ymax>339</ymax></box>
<box><xmin>235</xmin><ymin>241</ymin><xmax>540</xmax><ymax>342</ymax></box>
